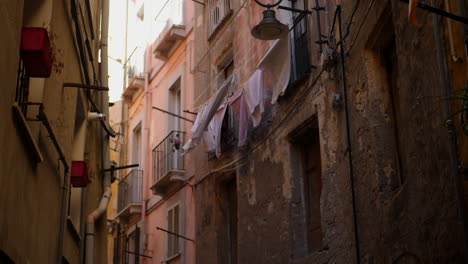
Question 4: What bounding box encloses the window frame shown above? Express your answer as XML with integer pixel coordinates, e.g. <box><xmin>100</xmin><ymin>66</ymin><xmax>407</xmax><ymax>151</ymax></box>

<box><xmin>167</xmin><ymin>203</ymin><xmax>181</xmax><ymax>259</ymax></box>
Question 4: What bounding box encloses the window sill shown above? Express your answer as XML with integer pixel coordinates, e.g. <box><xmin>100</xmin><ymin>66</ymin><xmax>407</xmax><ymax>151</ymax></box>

<box><xmin>207</xmin><ymin>10</ymin><xmax>233</xmax><ymax>41</ymax></box>
<box><xmin>66</xmin><ymin>216</ymin><xmax>81</xmax><ymax>244</ymax></box>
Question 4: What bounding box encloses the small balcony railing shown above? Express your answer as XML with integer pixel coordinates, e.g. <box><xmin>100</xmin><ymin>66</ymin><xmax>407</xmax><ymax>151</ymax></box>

<box><xmin>117</xmin><ymin>169</ymin><xmax>143</xmax><ymax>215</ymax></box>
<box><xmin>208</xmin><ymin>0</ymin><xmax>231</xmax><ymax>37</ymax></box>
<box><xmin>152</xmin><ymin>131</ymin><xmax>185</xmax><ymax>185</ymax></box>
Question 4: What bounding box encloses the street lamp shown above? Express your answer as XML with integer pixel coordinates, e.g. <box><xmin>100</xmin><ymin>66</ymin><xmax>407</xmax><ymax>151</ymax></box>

<box><xmin>251</xmin><ymin>0</ymin><xmax>288</xmax><ymax>40</ymax></box>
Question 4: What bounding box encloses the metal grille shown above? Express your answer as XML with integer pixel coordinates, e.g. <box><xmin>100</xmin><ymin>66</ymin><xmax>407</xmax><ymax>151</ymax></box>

<box><xmin>208</xmin><ymin>0</ymin><xmax>231</xmax><ymax>36</ymax></box>
<box><xmin>15</xmin><ymin>58</ymin><xmax>30</xmax><ymax>115</ymax></box>
<box><xmin>152</xmin><ymin>131</ymin><xmax>185</xmax><ymax>184</ymax></box>
<box><xmin>290</xmin><ymin>14</ymin><xmax>311</xmax><ymax>82</ymax></box>
<box><xmin>117</xmin><ymin>170</ymin><xmax>143</xmax><ymax>214</ymax></box>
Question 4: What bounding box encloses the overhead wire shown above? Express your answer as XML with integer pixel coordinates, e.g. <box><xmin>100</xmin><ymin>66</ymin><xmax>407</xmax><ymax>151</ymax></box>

<box><xmin>345</xmin><ymin>0</ymin><xmax>376</xmax><ymax>55</ymax></box>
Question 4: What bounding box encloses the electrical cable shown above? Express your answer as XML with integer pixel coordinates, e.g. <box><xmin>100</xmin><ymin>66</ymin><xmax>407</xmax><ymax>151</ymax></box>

<box><xmin>345</xmin><ymin>0</ymin><xmax>376</xmax><ymax>55</ymax></box>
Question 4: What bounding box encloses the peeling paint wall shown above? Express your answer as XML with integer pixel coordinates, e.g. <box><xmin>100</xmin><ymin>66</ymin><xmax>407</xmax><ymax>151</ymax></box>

<box><xmin>189</xmin><ymin>0</ymin><xmax>468</xmax><ymax>263</ymax></box>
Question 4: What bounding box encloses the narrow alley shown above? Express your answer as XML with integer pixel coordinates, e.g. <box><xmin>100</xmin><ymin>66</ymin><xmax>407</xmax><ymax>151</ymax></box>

<box><xmin>1</xmin><ymin>0</ymin><xmax>468</xmax><ymax>263</ymax></box>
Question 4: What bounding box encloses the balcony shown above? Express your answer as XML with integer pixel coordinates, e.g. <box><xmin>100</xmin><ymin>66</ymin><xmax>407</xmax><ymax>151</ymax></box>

<box><xmin>153</xmin><ymin>20</ymin><xmax>187</xmax><ymax>61</ymax></box>
<box><xmin>122</xmin><ymin>47</ymin><xmax>145</xmax><ymax>104</ymax></box>
<box><xmin>117</xmin><ymin>169</ymin><xmax>143</xmax><ymax>218</ymax></box>
<box><xmin>150</xmin><ymin>131</ymin><xmax>186</xmax><ymax>195</ymax></box>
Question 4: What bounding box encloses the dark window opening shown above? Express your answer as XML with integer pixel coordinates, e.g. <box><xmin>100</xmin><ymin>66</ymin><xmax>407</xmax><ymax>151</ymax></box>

<box><xmin>366</xmin><ymin>5</ymin><xmax>404</xmax><ymax>187</ymax></box>
<box><xmin>126</xmin><ymin>228</ymin><xmax>140</xmax><ymax>264</ymax></box>
<box><xmin>217</xmin><ymin>177</ymin><xmax>238</xmax><ymax>264</ymax></box>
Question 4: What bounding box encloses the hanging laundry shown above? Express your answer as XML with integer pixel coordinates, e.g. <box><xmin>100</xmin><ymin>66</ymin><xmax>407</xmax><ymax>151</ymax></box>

<box><xmin>183</xmin><ymin>75</ymin><xmax>235</xmax><ymax>153</ymax></box>
<box><xmin>258</xmin><ymin>36</ymin><xmax>291</xmax><ymax>104</ymax></box>
<box><xmin>203</xmin><ymin>113</ymin><xmax>216</xmax><ymax>153</ymax></box>
<box><xmin>226</xmin><ymin>89</ymin><xmax>251</xmax><ymax>147</ymax></box>
<box><xmin>243</xmin><ymin>69</ymin><xmax>266</xmax><ymax>128</ymax></box>
<box><xmin>213</xmin><ymin>101</ymin><xmax>228</xmax><ymax>158</ymax></box>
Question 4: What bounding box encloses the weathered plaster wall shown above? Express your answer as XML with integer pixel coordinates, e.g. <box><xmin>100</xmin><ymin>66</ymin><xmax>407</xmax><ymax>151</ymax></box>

<box><xmin>192</xmin><ymin>0</ymin><xmax>467</xmax><ymax>263</ymax></box>
<box><xmin>0</xmin><ymin>0</ymin><xmax>108</xmax><ymax>263</ymax></box>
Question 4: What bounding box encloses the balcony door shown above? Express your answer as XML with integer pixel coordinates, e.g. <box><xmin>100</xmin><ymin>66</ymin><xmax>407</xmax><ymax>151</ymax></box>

<box><xmin>131</xmin><ymin>125</ymin><xmax>141</xmax><ymax>202</ymax></box>
<box><xmin>169</xmin><ymin>78</ymin><xmax>183</xmax><ymax>172</ymax></box>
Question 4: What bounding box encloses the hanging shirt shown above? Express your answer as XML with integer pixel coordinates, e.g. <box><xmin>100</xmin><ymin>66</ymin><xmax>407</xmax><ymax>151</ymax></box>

<box><xmin>258</xmin><ymin>36</ymin><xmax>291</xmax><ymax>104</ymax></box>
<box><xmin>183</xmin><ymin>75</ymin><xmax>235</xmax><ymax>153</ymax></box>
<box><xmin>243</xmin><ymin>69</ymin><xmax>265</xmax><ymax>128</ymax></box>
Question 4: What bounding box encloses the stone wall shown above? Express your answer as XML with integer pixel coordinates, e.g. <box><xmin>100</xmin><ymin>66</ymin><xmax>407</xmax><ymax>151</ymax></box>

<box><xmin>191</xmin><ymin>0</ymin><xmax>467</xmax><ymax>263</ymax></box>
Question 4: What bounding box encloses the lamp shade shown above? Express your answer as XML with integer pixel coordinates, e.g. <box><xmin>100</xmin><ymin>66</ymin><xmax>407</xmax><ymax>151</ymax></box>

<box><xmin>251</xmin><ymin>9</ymin><xmax>288</xmax><ymax>40</ymax></box>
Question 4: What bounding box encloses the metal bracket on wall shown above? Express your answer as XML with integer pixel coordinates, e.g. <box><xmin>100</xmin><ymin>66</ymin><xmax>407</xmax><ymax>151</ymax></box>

<box><xmin>156</xmin><ymin>227</ymin><xmax>195</xmax><ymax>243</ymax></box>
<box><xmin>399</xmin><ymin>0</ymin><xmax>468</xmax><ymax>24</ymax></box>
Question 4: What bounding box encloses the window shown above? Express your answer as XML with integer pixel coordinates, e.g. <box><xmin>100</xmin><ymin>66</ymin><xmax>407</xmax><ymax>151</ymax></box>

<box><xmin>207</xmin><ymin>0</ymin><xmax>232</xmax><ymax>37</ymax></box>
<box><xmin>126</xmin><ymin>228</ymin><xmax>140</xmax><ymax>264</ymax></box>
<box><xmin>220</xmin><ymin>104</ymin><xmax>238</xmax><ymax>149</ymax></box>
<box><xmin>167</xmin><ymin>204</ymin><xmax>180</xmax><ymax>258</ymax></box>
<box><xmin>290</xmin><ymin>0</ymin><xmax>311</xmax><ymax>82</ymax></box>
<box><xmin>290</xmin><ymin>118</ymin><xmax>322</xmax><ymax>255</ymax></box>
<box><xmin>132</xmin><ymin>124</ymin><xmax>142</xmax><ymax>166</ymax></box>
<box><xmin>365</xmin><ymin>5</ymin><xmax>404</xmax><ymax>189</ymax></box>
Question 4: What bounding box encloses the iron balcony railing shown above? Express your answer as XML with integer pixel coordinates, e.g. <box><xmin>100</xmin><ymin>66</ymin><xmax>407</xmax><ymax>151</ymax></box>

<box><xmin>117</xmin><ymin>169</ymin><xmax>143</xmax><ymax>214</ymax></box>
<box><xmin>152</xmin><ymin>131</ymin><xmax>185</xmax><ymax>184</ymax></box>
<box><xmin>208</xmin><ymin>0</ymin><xmax>231</xmax><ymax>36</ymax></box>
<box><xmin>125</xmin><ymin>47</ymin><xmax>145</xmax><ymax>87</ymax></box>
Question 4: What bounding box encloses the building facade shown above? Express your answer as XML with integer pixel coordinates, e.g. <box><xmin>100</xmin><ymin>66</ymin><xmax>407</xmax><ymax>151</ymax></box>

<box><xmin>0</xmin><ymin>0</ymin><xmax>113</xmax><ymax>263</ymax></box>
<box><xmin>109</xmin><ymin>0</ymin><xmax>468</xmax><ymax>263</ymax></box>
<box><xmin>188</xmin><ymin>0</ymin><xmax>468</xmax><ymax>263</ymax></box>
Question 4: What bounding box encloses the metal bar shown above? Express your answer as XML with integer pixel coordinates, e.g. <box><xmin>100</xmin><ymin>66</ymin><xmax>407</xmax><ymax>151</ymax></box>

<box><xmin>314</xmin><ymin>0</ymin><xmax>324</xmax><ymax>53</ymax></box>
<box><xmin>102</xmin><ymin>163</ymin><xmax>140</xmax><ymax>172</ymax></box>
<box><xmin>337</xmin><ymin>5</ymin><xmax>361</xmax><ymax>264</ymax></box>
<box><xmin>183</xmin><ymin>109</ymin><xmax>198</xmax><ymax>115</ymax></box>
<box><xmin>38</xmin><ymin>105</ymin><xmax>70</xmax><ymax>172</ymax></box>
<box><xmin>278</xmin><ymin>5</ymin><xmax>312</xmax><ymax>14</ymax></box>
<box><xmin>152</xmin><ymin>106</ymin><xmax>194</xmax><ymax>123</ymax></box>
<box><xmin>156</xmin><ymin>227</ymin><xmax>195</xmax><ymax>243</ymax></box>
<box><xmin>125</xmin><ymin>251</ymin><xmax>152</xmax><ymax>259</ymax></box>
<box><xmin>190</xmin><ymin>0</ymin><xmax>205</xmax><ymax>5</ymax></box>
<box><xmin>63</xmin><ymin>83</ymin><xmax>109</xmax><ymax>91</ymax></box>
<box><xmin>399</xmin><ymin>0</ymin><xmax>468</xmax><ymax>24</ymax></box>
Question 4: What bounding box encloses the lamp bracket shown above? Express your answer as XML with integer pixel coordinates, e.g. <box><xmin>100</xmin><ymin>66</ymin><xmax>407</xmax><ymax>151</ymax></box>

<box><xmin>278</xmin><ymin>5</ymin><xmax>312</xmax><ymax>14</ymax></box>
<box><xmin>312</xmin><ymin>6</ymin><xmax>325</xmax><ymax>11</ymax></box>
<box><xmin>254</xmin><ymin>0</ymin><xmax>283</xmax><ymax>9</ymax></box>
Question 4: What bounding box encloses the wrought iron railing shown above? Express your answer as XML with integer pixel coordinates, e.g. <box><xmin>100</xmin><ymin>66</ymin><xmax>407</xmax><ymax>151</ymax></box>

<box><xmin>290</xmin><ymin>14</ymin><xmax>311</xmax><ymax>82</ymax></box>
<box><xmin>117</xmin><ymin>169</ymin><xmax>143</xmax><ymax>214</ymax></box>
<box><xmin>125</xmin><ymin>47</ymin><xmax>145</xmax><ymax>87</ymax></box>
<box><xmin>152</xmin><ymin>131</ymin><xmax>185</xmax><ymax>184</ymax></box>
<box><xmin>207</xmin><ymin>0</ymin><xmax>231</xmax><ymax>36</ymax></box>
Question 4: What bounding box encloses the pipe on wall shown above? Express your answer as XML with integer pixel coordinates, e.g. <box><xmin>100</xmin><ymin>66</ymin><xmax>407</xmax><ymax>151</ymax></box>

<box><xmin>337</xmin><ymin>5</ymin><xmax>361</xmax><ymax>264</ymax></box>
<box><xmin>85</xmin><ymin>0</ymin><xmax>111</xmax><ymax>262</ymax></box>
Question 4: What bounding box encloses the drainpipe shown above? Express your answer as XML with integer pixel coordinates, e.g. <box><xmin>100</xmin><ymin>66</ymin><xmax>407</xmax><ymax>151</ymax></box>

<box><xmin>431</xmin><ymin>0</ymin><xmax>468</xmax><ymax>260</ymax></box>
<box><xmin>139</xmin><ymin>48</ymin><xmax>151</xmax><ymax>263</ymax></box>
<box><xmin>85</xmin><ymin>0</ymin><xmax>110</xmax><ymax>262</ymax></box>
